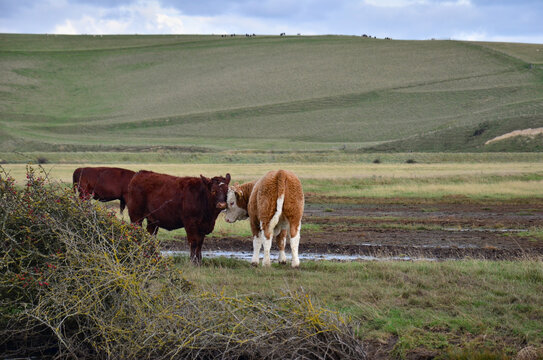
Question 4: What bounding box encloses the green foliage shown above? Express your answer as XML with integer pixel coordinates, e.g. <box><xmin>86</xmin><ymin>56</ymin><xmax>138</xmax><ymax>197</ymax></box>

<box><xmin>0</xmin><ymin>166</ymin><xmax>365</xmax><ymax>359</ymax></box>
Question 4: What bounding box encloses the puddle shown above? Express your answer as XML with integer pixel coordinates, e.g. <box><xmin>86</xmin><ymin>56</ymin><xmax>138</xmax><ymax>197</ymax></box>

<box><xmin>443</xmin><ymin>228</ymin><xmax>527</xmax><ymax>233</ymax></box>
<box><xmin>161</xmin><ymin>250</ymin><xmax>438</xmax><ymax>262</ymax></box>
<box><xmin>356</xmin><ymin>242</ymin><xmax>479</xmax><ymax>249</ymax></box>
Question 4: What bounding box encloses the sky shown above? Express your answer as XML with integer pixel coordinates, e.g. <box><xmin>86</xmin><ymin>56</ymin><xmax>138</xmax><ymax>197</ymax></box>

<box><xmin>1</xmin><ymin>0</ymin><xmax>542</xmax><ymax>44</ymax></box>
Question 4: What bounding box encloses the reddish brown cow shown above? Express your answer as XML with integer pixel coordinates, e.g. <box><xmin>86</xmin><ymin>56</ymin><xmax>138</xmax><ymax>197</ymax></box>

<box><xmin>72</xmin><ymin>167</ymin><xmax>136</xmax><ymax>213</ymax></box>
<box><xmin>126</xmin><ymin>170</ymin><xmax>231</xmax><ymax>264</ymax></box>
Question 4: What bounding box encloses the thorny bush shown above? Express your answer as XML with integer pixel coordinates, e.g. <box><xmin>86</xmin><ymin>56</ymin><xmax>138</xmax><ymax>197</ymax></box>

<box><xmin>0</xmin><ymin>166</ymin><xmax>365</xmax><ymax>359</ymax></box>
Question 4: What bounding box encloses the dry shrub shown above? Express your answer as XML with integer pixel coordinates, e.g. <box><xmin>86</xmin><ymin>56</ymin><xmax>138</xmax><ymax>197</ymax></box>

<box><xmin>0</xmin><ymin>166</ymin><xmax>365</xmax><ymax>359</ymax></box>
<box><xmin>516</xmin><ymin>346</ymin><xmax>543</xmax><ymax>360</ymax></box>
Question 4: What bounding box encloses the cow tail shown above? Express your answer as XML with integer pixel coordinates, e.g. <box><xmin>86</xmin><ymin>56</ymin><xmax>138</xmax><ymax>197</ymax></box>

<box><xmin>269</xmin><ymin>170</ymin><xmax>287</xmax><ymax>231</ymax></box>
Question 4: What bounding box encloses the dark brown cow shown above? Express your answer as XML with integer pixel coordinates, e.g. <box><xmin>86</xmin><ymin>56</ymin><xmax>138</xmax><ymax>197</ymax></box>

<box><xmin>72</xmin><ymin>167</ymin><xmax>136</xmax><ymax>213</ymax></box>
<box><xmin>126</xmin><ymin>170</ymin><xmax>231</xmax><ymax>264</ymax></box>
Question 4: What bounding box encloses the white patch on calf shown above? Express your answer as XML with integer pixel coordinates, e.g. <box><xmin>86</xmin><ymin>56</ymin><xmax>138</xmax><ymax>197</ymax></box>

<box><xmin>251</xmin><ymin>235</ymin><xmax>262</xmax><ymax>265</ymax></box>
<box><xmin>290</xmin><ymin>221</ymin><xmax>301</xmax><ymax>268</ymax></box>
<box><xmin>259</xmin><ymin>194</ymin><xmax>285</xmax><ymax>267</ymax></box>
<box><xmin>269</xmin><ymin>194</ymin><xmax>284</xmax><ymax>232</ymax></box>
<box><xmin>262</xmin><ymin>231</ymin><xmax>273</xmax><ymax>267</ymax></box>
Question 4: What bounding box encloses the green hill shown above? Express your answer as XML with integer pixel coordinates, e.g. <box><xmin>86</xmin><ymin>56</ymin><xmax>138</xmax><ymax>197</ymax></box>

<box><xmin>1</xmin><ymin>34</ymin><xmax>542</xmax><ymax>152</ymax></box>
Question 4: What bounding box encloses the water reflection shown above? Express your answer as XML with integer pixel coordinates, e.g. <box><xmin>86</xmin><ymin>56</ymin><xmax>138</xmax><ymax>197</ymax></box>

<box><xmin>162</xmin><ymin>250</ymin><xmax>438</xmax><ymax>262</ymax></box>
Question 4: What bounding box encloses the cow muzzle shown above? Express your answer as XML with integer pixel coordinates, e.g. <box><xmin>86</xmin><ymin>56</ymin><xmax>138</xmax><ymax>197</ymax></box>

<box><xmin>216</xmin><ymin>202</ymin><xmax>227</xmax><ymax>210</ymax></box>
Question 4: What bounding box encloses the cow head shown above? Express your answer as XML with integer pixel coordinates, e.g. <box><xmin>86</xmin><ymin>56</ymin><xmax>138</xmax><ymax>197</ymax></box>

<box><xmin>200</xmin><ymin>173</ymin><xmax>231</xmax><ymax>210</ymax></box>
<box><xmin>224</xmin><ymin>184</ymin><xmax>249</xmax><ymax>223</ymax></box>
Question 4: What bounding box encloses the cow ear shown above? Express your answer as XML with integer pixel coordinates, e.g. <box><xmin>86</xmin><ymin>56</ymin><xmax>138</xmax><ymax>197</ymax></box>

<box><xmin>200</xmin><ymin>175</ymin><xmax>211</xmax><ymax>186</ymax></box>
<box><xmin>225</xmin><ymin>173</ymin><xmax>231</xmax><ymax>184</ymax></box>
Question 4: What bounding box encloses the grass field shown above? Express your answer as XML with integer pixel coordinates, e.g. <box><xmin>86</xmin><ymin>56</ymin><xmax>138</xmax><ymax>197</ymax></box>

<box><xmin>1</xmin><ymin>34</ymin><xmax>542</xmax><ymax>152</ymax></box>
<box><xmin>3</xmin><ymin>161</ymin><xmax>543</xmax><ymax>200</ymax></box>
<box><xmin>173</xmin><ymin>257</ymin><xmax>543</xmax><ymax>359</ymax></box>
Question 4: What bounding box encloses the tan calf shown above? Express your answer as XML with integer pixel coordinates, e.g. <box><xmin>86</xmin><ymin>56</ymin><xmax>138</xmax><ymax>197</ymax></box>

<box><xmin>224</xmin><ymin>170</ymin><xmax>304</xmax><ymax>267</ymax></box>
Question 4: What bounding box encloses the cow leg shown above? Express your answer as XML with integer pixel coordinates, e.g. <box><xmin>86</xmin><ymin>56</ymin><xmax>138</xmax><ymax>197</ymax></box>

<box><xmin>119</xmin><ymin>198</ymin><xmax>126</xmax><ymax>214</ymax></box>
<box><xmin>186</xmin><ymin>227</ymin><xmax>204</xmax><ymax>266</ymax></box>
<box><xmin>190</xmin><ymin>240</ymin><xmax>203</xmax><ymax>265</ymax></box>
<box><xmin>251</xmin><ymin>235</ymin><xmax>262</xmax><ymax>266</ymax></box>
<box><xmin>261</xmin><ymin>223</ymin><xmax>273</xmax><ymax>267</ymax></box>
<box><xmin>289</xmin><ymin>221</ymin><xmax>301</xmax><ymax>268</ymax></box>
<box><xmin>250</xmin><ymin>218</ymin><xmax>261</xmax><ymax>266</ymax></box>
<box><xmin>275</xmin><ymin>229</ymin><xmax>287</xmax><ymax>265</ymax></box>
<box><xmin>146</xmin><ymin>222</ymin><xmax>159</xmax><ymax>235</ymax></box>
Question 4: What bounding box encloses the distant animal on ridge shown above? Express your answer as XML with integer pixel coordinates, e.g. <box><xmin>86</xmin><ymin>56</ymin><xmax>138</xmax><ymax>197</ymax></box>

<box><xmin>224</xmin><ymin>170</ymin><xmax>304</xmax><ymax>268</ymax></box>
<box><xmin>126</xmin><ymin>170</ymin><xmax>231</xmax><ymax>265</ymax></box>
<box><xmin>72</xmin><ymin>167</ymin><xmax>135</xmax><ymax>213</ymax></box>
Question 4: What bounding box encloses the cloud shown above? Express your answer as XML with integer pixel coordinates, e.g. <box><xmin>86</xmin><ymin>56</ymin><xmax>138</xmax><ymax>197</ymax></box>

<box><xmin>451</xmin><ymin>30</ymin><xmax>487</xmax><ymax>41</ymax></box>
<box><xmin>0</xmin><ymin>0</ymin><xmax>541</xmax><ymax>43</ymax></box>
<box><xmin>47</xmin><ymin>0</ymin><xmax>305</xmax><ymax>35</ymax></box>
<box><xmin>453</xmin><ymin>31</ymin><xmax>543</xmax><ymax>44</ymax></box>
<box><xmin>363</xmin><ymin>0</ymin><xmax>428</xmax><ymax>7</ymax></box>
<box><xmin>51</xmin><ymin>1</ymin><xmax>187</xmax><ymax>34</ymax></box>
<box><xmin>54</xmin><ymin>15</ymin><xmax>130</xmax><ymax>34</ymax></box>
<box><xmin>362</xmin><ymin>0</ymin><xmax>471</xmax><ymax>8</ymax></box>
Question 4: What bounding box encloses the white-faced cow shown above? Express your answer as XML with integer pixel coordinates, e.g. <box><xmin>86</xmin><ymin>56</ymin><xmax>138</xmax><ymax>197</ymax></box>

<box><xmin>224</xmin><ymin>170</ymin><xmax>304</xmax><ymax>268</ymax></box>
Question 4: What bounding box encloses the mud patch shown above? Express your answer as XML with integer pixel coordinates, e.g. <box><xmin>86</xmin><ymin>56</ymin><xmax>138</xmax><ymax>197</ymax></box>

<box><xmin>161</xmin><ymin>201</ymin><xmax>543</xmax><ymax>261</ymax></box>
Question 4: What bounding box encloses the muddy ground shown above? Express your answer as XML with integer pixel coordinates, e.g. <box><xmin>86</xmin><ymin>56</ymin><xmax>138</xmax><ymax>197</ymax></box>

<box><xmin>162</xmin><ymin>200</ymin><xmax>543</xmax><ymax>261</ymax></box>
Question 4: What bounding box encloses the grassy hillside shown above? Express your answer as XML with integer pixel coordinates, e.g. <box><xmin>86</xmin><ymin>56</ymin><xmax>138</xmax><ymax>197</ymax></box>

<box><xmin>1</xmin><ymin>34</ymin><xmax>542</xmax><ymax>152</ymax></box>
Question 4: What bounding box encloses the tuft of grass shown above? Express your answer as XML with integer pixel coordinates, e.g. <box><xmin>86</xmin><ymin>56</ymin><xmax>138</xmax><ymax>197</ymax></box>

<box><xmin>512</xmin><ymin>227</ymin><xmax>543</xmax><ymax>242</ymax></box>
<box><xmin>174</xmin><ymin>254</ymin><xmax>252</xmax><ymax>269</ymax></box>
<box><xmin>440</xmin><ymin>348</ymin><xmax>509</xmax><ymax>360</ymax></box>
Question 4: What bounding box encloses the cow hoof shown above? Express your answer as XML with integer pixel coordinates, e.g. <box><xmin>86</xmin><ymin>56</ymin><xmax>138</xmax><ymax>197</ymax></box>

<box><xmin>278</xmin><ymin>260</ymin><xmax>287</xmax><ymax>265</ymax></box>
<box><xmin>251</xmin><ymin>262</ymin><xmax>259</xmax><ymax>267</ymax></box>
<box><xmin>291</xmin><ymin>264</ymin><xmax>300</xmax><ymax>269</ymax></box>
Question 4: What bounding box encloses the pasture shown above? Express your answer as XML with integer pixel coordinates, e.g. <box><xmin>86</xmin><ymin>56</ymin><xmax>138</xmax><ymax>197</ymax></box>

<box><xmin>1</xmin><ymin>34</ymin><xmax>543</xmax><ymax>152</ymax></box>
<box><xmin>2</xmin><ymin>160</ymin><xmax>542</xmax><ymax>358</ymax></box>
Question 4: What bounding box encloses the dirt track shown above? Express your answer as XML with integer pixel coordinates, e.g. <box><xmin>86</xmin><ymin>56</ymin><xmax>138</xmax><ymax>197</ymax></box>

<box><xmin>162</xmin><ymin>200</ymin><xmax>543</xmax><ymax>261</ymax></box>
